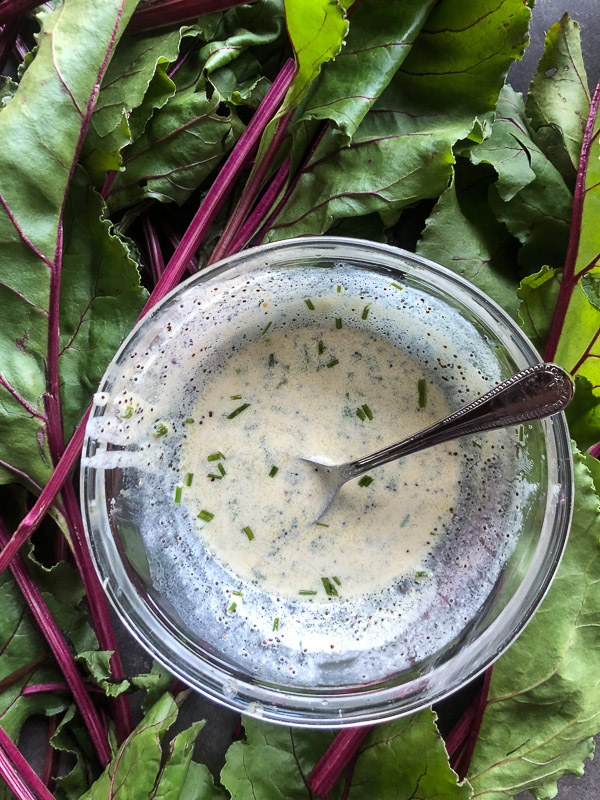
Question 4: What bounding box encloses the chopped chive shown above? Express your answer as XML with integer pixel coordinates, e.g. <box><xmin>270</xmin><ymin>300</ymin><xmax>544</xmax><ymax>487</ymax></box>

<box><xmin>298</xmin><ymin>590</ymin><xmax>317</xmax><ymax>596</ymax></box>
<box><xmin>356</xmin><ymin>407</ymin><xmax>366</xmax><ymax>421</ymax></box>
<box><xmin>230</xmin><ymin>394</ymin><xmax>242</xmax><ymax>400</ymax></box>
<box><xmin>472</xmin><ymin>440</ymin><xmax>482</xmax><ymax>449</ymax></box>
<box><xmin>335</xmin><ymin>317</ymin><xmax>343</xmax><ymax>329</ymax></box>
<box><xmin>198</xmin><ymin>510</ymin><xmax>214</xmax><ymax>522</ymax></box>
<box><xmin>184</xmin><ymin>417</ymin><xmax>194</xmax><ymax>424</ymax></box>
<box><xmin>315</xmin><ymin>522</ymin><xmax>329</xmax><ymax>527</ymax></box>
<box><xmin>218</xmin><ymin>463</ymin><xmax>226</xmax><ymax>477</ymax></box>
<box><xmin>227</xmin><ymin>403</ymin><xmax>251</xmax><ymax>419</ymax></box>
<box><xmin>418</xmin><ymin>378</ymin><xmax>427</xmax><ymax>408</ymax></box>
<box><xmin>390</xmin><ymin>282</ymin><xmax>403</xmax><ymax>290</ymax></box>
<box><xmin>321</xmin><ymin>577</ymin><xmax>339</xmax><ymax>597</ymax></box>
<box><xmin>362</xmin><ymin>403</ymin><xmax>373</xmax><ymax>421</ymax></box>
<box><xmin>232</xmin><ymin>590</ymin><xmax>243</xmax><ymax>597</ymax></box>
<box><xmin>272</xmin><ymin>617</ymin><xmax>280</xmax><ymax>632</ymax></box>
<box><xmin>243</xmin><ymin>526</ymin><xmax>254</xmax><ymax>541</ymax></box>
<box><xmin>174</xmin><ymin>485</ymin><xmax>182</xmax><ymax>504</ymax></box>
<box><xmin>519</xmin><ymin>424</ymin><xmax>524</xmax><ymax>442</ymax></box>
<box><xmin>121</xmin><ymin>405</ymin><xmax>134</xmax><ymax>419</ymax></box>
<box><xmin>269</xmin><ymin>466</ymin><xmax>279</xmax><ymax>477</ymax></box>
<box><xmin>154</xmin><ymin>423</ymin><xmax>168</xmax><ymax>437</ymax></box>
<box><xmin>207</xmin><ymin>473</ymin><xmax>222</xmax><ymax>480</ymax></box>
<box><xmin>336</xmin><ymin>285</ymin><xmax>342</xmax><ymax>293</ymax></box>
<box><xmin>361</xmin><ymin>303</ymin><xmax>371</xmax><ymax>320</ymax></box>
<box><xmin>400</xmin><ymin>513</ymin><xmax>410</xmax><ymax>527</ymax></box>
<box><xmin>261</xmin><ymin>320</ymin><xmax>272</xmax><ymax>335</ymax></box>
<box><xmin>304</xmin><ymin>298</ymin><xmax>315</xmax><ymax>310</ymax></box>
<box><xmin>326</xmin><ymin>359</ymin><xmax>339</xmax><ymax>368</ymax></box>
<box><xmin>185</xmin><ymin>473</ymin><xmax>194</xmax><ymax>486</ymax></box>
<box><xmin>358</xmin><ymin>475</ymin><xmax>373</xmax><ymax>488</ymax></box>
<box><xmin>228</xmin><ymin>602</ymin><xmax>237</xmax><ymax>614</ymax></box>
<box><xmin>207</xmin><ymin>451</ymin><xmax>226</xmax><ymax>461</ymax></box>
<box><xmin>415</xmin><ymin>570</ymin><xmax>431</xmax><ymax>579</ymax></box>
<box><xmin>268</xmin><ymin>353</ymin><xmax>275</xmax><ymax>367</ymax></box>
<box><xmin>332</xmin><ymin>576</ymin><xmax>341</xmax><ymax>586</ymax></box>
<box><xmin>318</xmin><ymin>340</ymin><xmax>324</xmax><ymax>354</ymax></box>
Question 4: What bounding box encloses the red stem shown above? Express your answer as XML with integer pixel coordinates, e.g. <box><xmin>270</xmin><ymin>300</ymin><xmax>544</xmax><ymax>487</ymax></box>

<box><xmin>0</xmin><ymin>14</ymin><xmax>23</xmax><ymax>73</ymax></box>
<box><xmin>447</xmin><ymin>666</ymin><xmax>493</xmax><ymax>780</ymax></box>
<box><xmin>22</xmin><ymin>683</ymin><xmax>70</xmax><ymax>695</ymax></box>
<box><xmin>100</xmin><ymin>170</ymin><xmax>118</xmax><ymax>200</ymax></box>
<box><xmin>41</xmin><ymin>716</ymin><xmax>60</xmax><ymax>793</ymax></box>
<box><xmin>226</xmin><ymin>156</ymin><xmax>291</xmax><ymax>256</ymax></box>
<box><xmin>0</xmin><ymin>728</ymin><xmax>54</xmax><ymax>800</ymax></box>
<box><xmin>543</xmin><ymin>80</ymin><xmax>600</xmax><ymax>362</ymax></box>
<box><xmin>208</xmin><ymin>112</ymin><xmax>292</xmax><ymax>264</ymax></box>
<box><xmin>12</xmin><ymin>31</ymin><xmax>28</xmax><ymax>62</ymax></box>
<box><xmin>158</xmin><ymin>217</ymin><xmax>198</xmax><ymax>274</ymax></box>
<box><xmin>128</xmin><ymin>0</ymin><xmax>256</xmax><ymax>33</ymax></box>
<box><xmin>308</xmin><ymin>727</ymin><xmax>371</xmax><ymax>799</ymax></box>
<box><xmin>0</xmin><ymin>521</ymin><xmax>111</xmax><ymax>766</ymax></box>
<box><xmin>139</xmin><ymin>57</ymin><xmax>295</xmax><ymax>314</ymax></box>
<box><xmin>0</xmin><ymin>0</ymin><xmax>40</xmax><ymax>26</ymax></box>
<box><xmin>142</xmin><ymin>215</ymin><xmax>165</xmax><ymax>285</ymax></box>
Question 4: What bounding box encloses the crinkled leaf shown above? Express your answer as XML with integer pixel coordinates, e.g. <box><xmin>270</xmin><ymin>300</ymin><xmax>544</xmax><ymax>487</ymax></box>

<box><xmin>465</xmin><ymin>85</ymin><xmax>572</xmax><ymax>273</ymax></box>
<box><xmin>59</xmin><ymin>167</ymin><xmax>147</xmax><ymax>438</ymax></box>
<box><xmin>417</xmin><ymin>160</ymin><xmax>520</xmax><ymax>320</ymax></box>
<box><xmin>264</xmin><ymin>0</ymin><xmax>532</xmax><ymax>241</ymax></box>
<box><xmin>525</xmin><ymin>13</ymin><xmax>590</xmax><ymax>181</ymax></box>
<box><xmin>222</xmin><ymin>710</ymin><xmax>470</xmax><ymax>799</ymax></box>
<box><xmin>295</xmin><ymin>0</ymin><xmax>437</xmax><ymax>143</ymax></box>
<box><xmin>468</xmin><ymin>448</ymin><xmax>600</xmax><ymax>799</ymax></box>
<box><xmin>135</xmin><ymin>661</ymin><xmax>175</xmax><ymax>714</ymax></box>
<box><xmin>517</xmin><ymin>264</ymin><xmax>560</xmax><ymax>353</ymax></box>
<box><xmin>79</xmin><ymin>693</ymin><xmax>179</xmax><ymax>799</ymax></box>
<box><xmin>52</xmin><ymin>704</ymin><xmax>97</xmax><ymax>800</ymax></box>
<box><xmin>150</xmin><ymin>721</ymin><xmax>223</xmax><ymax>800</ymax></box>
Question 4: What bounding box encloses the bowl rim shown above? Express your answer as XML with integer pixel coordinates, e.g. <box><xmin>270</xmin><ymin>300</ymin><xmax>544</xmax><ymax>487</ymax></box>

<box><xmin>81</xmin><ymin>235</ymin><xmax>574</xmax><ymax>727</ymax></box>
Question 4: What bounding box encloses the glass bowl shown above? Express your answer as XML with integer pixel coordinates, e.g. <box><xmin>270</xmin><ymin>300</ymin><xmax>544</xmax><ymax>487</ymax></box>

<box><xmin>81</xmin><ymin>237</ymin><xmax>573</xmax><ymax>727</ymax></box>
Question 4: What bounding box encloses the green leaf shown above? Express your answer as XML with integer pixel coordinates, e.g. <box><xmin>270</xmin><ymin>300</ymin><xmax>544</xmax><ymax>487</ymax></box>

<box><xmin>418</xmin><ymin>160</ymin><xmax>520</xmax><ymax>321</ymax></box>
<box><xmin>525</xmin><ymin>13</ymin><xmax>590</xmax><ymax>182</ymax></box>
<box><xmin>565</xmin><ymin>377</ymin><xmax>600</xmax><ymax>454</ymax></box>
<box><xmin>264</xmin><ymin>0</ymin><xmax>532</xmax><ymax>240</ymax></box>
<box><xmin>150</xmin><ymin>721</ymin><xmax>224</xmax><ymax>800</ymax></box>
<box><xmin>517</xmin><ymin>264</ymin><xmax>560</xmax><ymax>353</ymax></box>
<box><xmin>79</xmin><ymin>693</ymin><xmax>179</xmax><ymax>799</ymax></box>
<box><xmin>468</xmin><ymin>447</ymin><xmax>600</xmax><ymax>799</ymax></box>
<box><xmin>465</xmin><ymin>85</ymin><xmax>572</xmax><ymax>273</ymax></box>
<box><xmin>295</xmin><ymin>0</ymin><xmax>437</xmax><ymax>142</ymax></box>
<box><xmin>52</xmin><ymin>704</ymin><xmax>96</xmax><ymax>800</ymax></box>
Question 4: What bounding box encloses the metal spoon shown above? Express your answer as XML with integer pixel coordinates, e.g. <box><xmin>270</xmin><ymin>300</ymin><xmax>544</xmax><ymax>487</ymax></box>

<box><xmin>297</xmin><ymin>362</ymin><xmax>573</xmax><ymax>523</ymax></box>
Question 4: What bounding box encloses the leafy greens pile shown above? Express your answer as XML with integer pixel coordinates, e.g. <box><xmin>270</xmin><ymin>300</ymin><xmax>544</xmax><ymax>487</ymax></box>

<box><xmin>0</xmin><ymin>1</ymin><xmax>598</xmax><ymax>798</ymax></box>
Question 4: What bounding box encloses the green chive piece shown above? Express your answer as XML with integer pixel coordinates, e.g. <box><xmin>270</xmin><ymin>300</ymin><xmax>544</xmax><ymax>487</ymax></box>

<box><xmin>305</xmin><ymin>298</ymin><xmax>315</xmax><ymax>310</ymax></box>
<box><xmin>390</xmin><ymin>282</ymin><xmax>403</xmax><ymax>290</ymax></box>
<box><xmin>269</xmin><ymin>466</ymin><xmax>279</xmax><ymax>477</ymax></box>
<box><xmin>207</xmin><ymin>451</ymin><xmax>225</xmax><ymax>461</ymax></box>
<box><xmin>174</xmin><ymin>485</ymin><xmax>182</xmax><ymax>504</ymax></box>
<box><xmin>336</xmin><ymin>285</ymin><xmax>342</xmax><ymax>293</ymax></box>
<box><xmin>184</xmin><ymin>417</ymin><xmax>194</xmax><ymax>424</ymax></box>
<box><xmin>362</xmin><ymin>403</ymin><xmax>373</xmax><ymax>421</ymax></box>
<box><xmin>326</xmin><ymin>359</ymin><xmax>339</xmax><ymax>368</ymax></box>
<box><xmin>315</xmin><ymin>522</ymin><xmax>329</xmax><ymax>527</ymax></box>
<box><xmin>356</xmin><ymin>407</ymin><xmax>366</xmax><ymax>421</ymax></box>
<box><xmin>261</xmin><ymin>320</ymin><xmax>272</xmax><ymax>335</ymax></box>
<box><xmin>519</xmin><ymin>424</ymin><xmax>524</xmax><ymax>442</ymax></box>
<box><xmin>361</xmin><ymin>303</ymin><xmax>371</xmax><ymax>320</ymax></box>
<box><xmin>198</xmin><ymin>510</ymin><xmax>214</xmax><ymax>522</ymax></box>
<box><xmin>400</xmin><ymin>513</ymin><xmax>410</xmax><ymax>527</ymax></box>
<box><xmin>415</xmin><ymin>570</ymin><xmax>431</xmax><ymax>579</ymax></box>
<box><xmin>272</xmin><ymin>617</ymin><xmax>280</xmax><ymax>632</ymax></box>
<box><xmin>418</xmin><ymin>378</ymin><xmax>427</xmax><ymax>408</ymax></box>
<box><xmin>121</xmin><ymin>405</ymin><xmax>134</xmax><ymax>419</ymax></box>
<box><xmin>318</xmin><ymin>340</ymin><xmax>324</xmax><ymax>355</ymax></box>
<box><xmin>228</xmin><ymin>602</ymin><xmax>237</xmax><ymax>614</ymax></box>
<box><xmin>333</xmin><ymin>576</ymin><xmax>341</xmax><ymax>585</ymax></box>
<box><xmin>207</xmin><ymin>473</ymin><xmax>222</xmax><ymax>480</ymax></box>
<box><xmin>321</xmin><ymin>577</ymin><xmax>339</xmax><ymax>597</ymax></box>
<box><xmin>269</xmin><ymin>353</ymin><xmax>275</xmax><ymax>367</ymax></box>
<box><xmin>227</xmin><ymin>403</ymin><xmax>250</xmax><ymax>419</ymax></box>
<box><xmin>299</xmin><ymin>590</ymin><xmax>317</xmax><ymax>596</ymax></box>
<box><xmin>335</xmin><ymin>317</ymin><xmax>342</xmax><ymax>329</ymax></box>
<box><xmin>185</xmin><ymin>473</ymin><xmax>194</xmax><ymax>487</ymax></box>
<box><xmin>243</xmin><ymin>526</ymin><xmax>254</xmax><ymax>541</ymax></box>
<box><xmin>358</xmin><ymin>475</ymin><xmax>373</xmax><ymax>488</ymax></box>
<box><xmin>230</xmin><ymin>394</ymin><xmax>242</xmax><ymax>400</ymax></box>
<box><xmin>232</xmin><ymin>590</ymin><xmax>243</xmax><ymax>597</ymax></box>
<box><xmin>154</xmin><ymin>423</ymin><xmax>168</xmax><ymax>438</ymax></box>
<box><xmin>472</xmin><ymin>440</ymin><xmax>482</xmax><ymax>449</ymax></box>
<box><xmin>217</xmin><ymin>462</ymin><xmax>226</xmax><ymax>476</ymax></box>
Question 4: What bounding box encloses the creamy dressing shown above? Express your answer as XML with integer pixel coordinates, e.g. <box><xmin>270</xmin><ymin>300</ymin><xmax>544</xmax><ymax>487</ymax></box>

<box><xmin>181</xmin><ymin>324</ymin><xmax>460</xmax><ymax>599</ymax></box>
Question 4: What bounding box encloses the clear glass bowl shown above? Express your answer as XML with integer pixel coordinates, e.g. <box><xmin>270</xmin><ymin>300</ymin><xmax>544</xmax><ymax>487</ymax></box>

<box><xmin>81</xmin><ymin>237</ymin><xmax>573</xmax><ymax>727</ymax></box>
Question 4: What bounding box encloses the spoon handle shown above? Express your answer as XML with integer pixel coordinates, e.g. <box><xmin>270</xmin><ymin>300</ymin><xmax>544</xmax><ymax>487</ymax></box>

<box><xmin>340</xmin><ymin>363</ymin><xmax>573</xmax><ymax>481</ymax></box>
